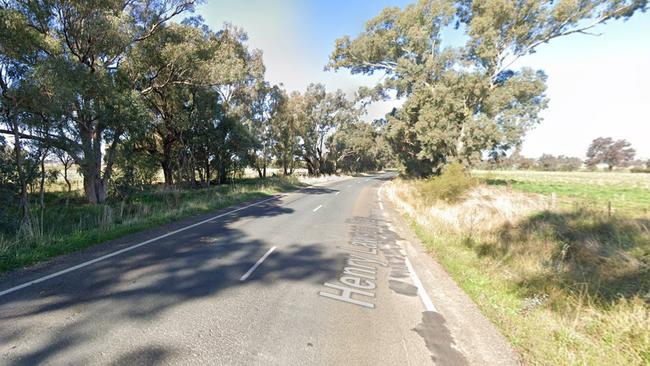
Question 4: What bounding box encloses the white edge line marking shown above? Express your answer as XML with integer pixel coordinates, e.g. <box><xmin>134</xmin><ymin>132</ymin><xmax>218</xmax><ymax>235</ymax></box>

<box><xmin>239</xmin><ymin>246</ymin><xmax>276</xmax><ymax>281</ymax></box>
<box><xmin>0</xmin><ymin>195</ymin><xmax>282</xmax><ymax>298</ymax></box>
<box><xmin>405</xmin><ymin>257</ymin><xmax>437</xmax><ymax>312</ymax></box>
<box><xmin>313</xmin><ymin>205</ymin><xmax>323</xmax><ymax>212</ymax></box>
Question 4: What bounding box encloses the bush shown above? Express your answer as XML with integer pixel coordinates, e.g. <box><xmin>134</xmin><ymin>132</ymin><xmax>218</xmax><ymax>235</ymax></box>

<box><xmin>415</xmin><ymin>163</ymin><xmax>476</xmax><ymax>204</ymax></box>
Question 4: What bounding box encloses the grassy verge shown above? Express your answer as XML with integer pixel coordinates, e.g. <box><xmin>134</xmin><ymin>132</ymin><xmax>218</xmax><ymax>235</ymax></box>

<box><xmin>386</xmin><ymin>172</ymin><xmax>649</xmax><ymax>365</ymax></box>
<box><xmin>0</xmin><ymin>177</ymin><xmax>302</xmax><ymax>273</ymax></box>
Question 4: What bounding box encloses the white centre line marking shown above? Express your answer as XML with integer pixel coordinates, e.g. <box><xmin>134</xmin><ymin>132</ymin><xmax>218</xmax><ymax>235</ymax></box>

<box><xmin>405</xmin><ymin>257</ymin><xmax>437</xmax><ymax>312</ymax></box>
<box><xmin>240</xmin><ymin>246</ymin><xmax>276</xmax><ymax>281</ymax></box>
<box><xmin>0</xmin><ymin>195</ymin><xmax>283</xmax><ymax>298</ymax></box>
<box><xmin>313</xmin><ymin>205</ymin><xmax>323</xmax><ymax>212</ymax></box>
<box><xmin>335</xmin><ymin>191</ymin><xmax>340</xmax><ymax>196</ymax></box>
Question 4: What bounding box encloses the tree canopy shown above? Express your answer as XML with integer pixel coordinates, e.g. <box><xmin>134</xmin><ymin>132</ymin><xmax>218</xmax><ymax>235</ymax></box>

<box><xmin>328</xmin><ymin>0</ymin><xmax>646</xmax><ymax>176</ymax></box>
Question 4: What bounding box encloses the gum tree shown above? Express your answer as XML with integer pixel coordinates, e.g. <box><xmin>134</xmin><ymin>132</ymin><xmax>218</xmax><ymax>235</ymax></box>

<box><xmin>328</xmin><ymin>0</ymin><xmax>646</xmax><ymax>176</ymax></box>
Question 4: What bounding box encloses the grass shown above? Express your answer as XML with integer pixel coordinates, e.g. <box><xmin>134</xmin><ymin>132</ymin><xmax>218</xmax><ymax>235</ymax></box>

<box><xmin>386</xmin><ymin>170</ymin><xmax>650</xmax><ymax>366</ymax></box>
<box><xmin>0</xmin><ymin>177</ymin><xmax>302</xmax><ymax>273</ymax></box>
<box><xmin>473</xmin><ymin>170</ymin><xmax>650</xmax><ymax>215</ymax></box>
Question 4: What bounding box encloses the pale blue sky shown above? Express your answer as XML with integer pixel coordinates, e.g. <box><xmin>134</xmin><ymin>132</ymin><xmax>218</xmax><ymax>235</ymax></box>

<box><xmin>197</xmin><ymin>1</ymin><xmax>650</xmax><ymax>159</ymax></box>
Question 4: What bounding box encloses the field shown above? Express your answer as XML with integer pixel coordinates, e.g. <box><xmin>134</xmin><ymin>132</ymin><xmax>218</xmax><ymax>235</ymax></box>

<box><xmin>386</xmin><ymin>169</ymin><xmax>650</xmax><ymax>365</ymax></box>
<box><xmin>473</xmin><ymin>170</ymin><xmax>650</xmax><ymax>215</ymax></box>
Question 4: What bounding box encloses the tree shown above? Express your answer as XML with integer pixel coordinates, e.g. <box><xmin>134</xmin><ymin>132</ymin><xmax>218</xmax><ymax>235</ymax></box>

<box><xmin>292</xmin><ymin>84</ymin><xmax>358</xmax><ymax>176</ymax></box>
<box><xmin>328</xmin><ymin>120</ymin><xmax>389</xmax><ymax>173</ymax></box>
<box><xmin>0</xmin><ymin>0</ymin><xmax>197</xmax><ymax>203</ymax></box>
<box><xmin>586</xmin><ymin>137</ymin><xmax>636</xmax><ymax>170</ymax></box>
<box><xmin>271</xmin><ymin>90</ymin><xmax>299</xmax><ymax>176</ymax></box>
<box><xmin>126</xmin><ymin>22</ymin><xmax>217</xmax><ymax>186</ymax></box>
<box><xmin>244</xmin><ymin>83</ymin><xmax>285</xmax><ymax>178</ymax></box>
<box><xmin>327</xmin><ymin>0</ymin><xmax>646</xmax><ymax>177</ymax></box>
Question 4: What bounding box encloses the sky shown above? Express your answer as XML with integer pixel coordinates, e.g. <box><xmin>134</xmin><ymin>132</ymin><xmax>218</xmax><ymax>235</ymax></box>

<box><xmin>196</xmin><ymin>0</ymin><xmax>650</xmax><ymax>160</ymax></box>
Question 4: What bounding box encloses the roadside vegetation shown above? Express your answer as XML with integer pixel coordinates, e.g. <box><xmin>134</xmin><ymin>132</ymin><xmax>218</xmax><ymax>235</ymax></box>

<box><xmin>386</xmin><ymin>167</ymin><xmax>650</xmax><ymax>365</ymax></box>
<box><xmin>0</xmin><ymin>177</ymin><xmax>301</xmax><ymax>273</ymax></box>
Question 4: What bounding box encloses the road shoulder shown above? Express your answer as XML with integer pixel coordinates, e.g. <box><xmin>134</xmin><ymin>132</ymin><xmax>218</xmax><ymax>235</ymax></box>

<box><xmin>381</xmin><ymin>187</ymin><xmax>521</xmax><ymax>366</ymax></box>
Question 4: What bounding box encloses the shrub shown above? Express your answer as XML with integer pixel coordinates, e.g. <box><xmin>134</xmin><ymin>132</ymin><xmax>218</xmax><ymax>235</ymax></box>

<box><xmin>415</xmin><ymin>163</ymin><xmax>476</xmax><ymax>204</ymax></box>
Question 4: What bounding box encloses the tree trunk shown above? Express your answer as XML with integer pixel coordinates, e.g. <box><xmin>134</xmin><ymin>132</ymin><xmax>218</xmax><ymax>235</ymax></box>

<box><xmin>12</xmin><ymin>118</ymin><xmax>31</xmax><ymax>227</ymax></box>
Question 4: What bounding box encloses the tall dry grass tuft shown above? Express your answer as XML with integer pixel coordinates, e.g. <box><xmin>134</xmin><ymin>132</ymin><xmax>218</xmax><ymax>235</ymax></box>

<box><xmin>386</xmin><ymin>177</ymin><xmax>650</xmax><ymax>365</ymax></box>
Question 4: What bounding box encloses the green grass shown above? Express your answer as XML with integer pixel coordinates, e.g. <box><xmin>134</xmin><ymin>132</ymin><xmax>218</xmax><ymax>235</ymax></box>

<box><xmin>474</xmin><ymin>170</ymin><xmax>650</xmax><ymax>215</ymax></box>
<box><xmin>0</xmin><ymin>177</ymin><xmax>302</xmax><ymax>273</ymax></box>
<box><xmin>389</xmin><ymin>172</ymin><xmax>650</xmax><ymax>365</ymax></box>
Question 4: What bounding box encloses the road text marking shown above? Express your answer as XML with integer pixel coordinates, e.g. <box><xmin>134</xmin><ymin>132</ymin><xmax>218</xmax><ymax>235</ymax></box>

<box><xmin>240</xmin><ymin>246</ymin><xmax>277</xmax><ymax>281</ymax></box>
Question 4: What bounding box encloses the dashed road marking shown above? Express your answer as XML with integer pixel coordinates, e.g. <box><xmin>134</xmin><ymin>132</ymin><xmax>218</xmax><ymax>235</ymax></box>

<box><xmin>313</xmin><ymin>205</ymin><xmax>323</xmax><ymax>212</ymax></box>
<box><xmin>240</xmin><ymin>246</ymin><xmax>276</xmax><ymax>281</ymax></box>
<box><xmin>335</xmin><ymin>191</ymin><xmax>340</xmax><ymax>196</ymax></box>
<box><xmin>0</xmin><ymin>195</ymin><xmax>283</xmax><ymax>298</ymax></box>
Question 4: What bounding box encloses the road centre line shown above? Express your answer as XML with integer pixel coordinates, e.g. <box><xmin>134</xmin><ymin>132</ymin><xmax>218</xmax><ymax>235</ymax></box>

<box><xmin>405</xmin><ymin>257</ymin><xmax>437</xmax><ymax>312</ymax></box>
<box><xmin>313</xmin><ymin>205</ymin><xmax>323</xmax><ymax>212</ymax></box>
<box><xmin>239</xmin><ymin>246</ymin><xmax>276</xmax><ymax>281</ymax></box>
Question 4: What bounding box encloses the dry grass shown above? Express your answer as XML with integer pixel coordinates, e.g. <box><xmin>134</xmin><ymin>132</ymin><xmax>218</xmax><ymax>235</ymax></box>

<box><xmin>386</xmin><ymin>178</ymin><xmax>650</xmax><ymax>365</ymax></box>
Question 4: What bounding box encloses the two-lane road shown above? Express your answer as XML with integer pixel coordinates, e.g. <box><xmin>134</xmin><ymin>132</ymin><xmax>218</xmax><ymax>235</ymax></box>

<box><xmin>0</xmin><ymin>175</ymin><xmax>514</xmax><ymax>365</ymax></box>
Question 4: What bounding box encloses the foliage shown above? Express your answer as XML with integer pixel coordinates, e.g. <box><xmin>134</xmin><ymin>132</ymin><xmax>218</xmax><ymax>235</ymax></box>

<box><xmin>328</xmin><ymin>0</ymin><xmax>646</xmax><ymax>177</ymax></box>
<box><xmin>291</xmin><ymin>83</ymin><xmax>359</xmax><ymax>175</ymax></box>
<box><xmin>586</xmin><ymin>137</ymin><xmax>636</xmax><ymax>170</ymax></box>
<box><xmin>414</xmin><ymin>163</ymin><xmax>476</xmax><ymax>204</ymax></box>
<box><xmin>0</xmin><ymin>177</ymin><xmax>301</xmax><ymax>273</ymax></box>
<box><xmin>328</xmin><ymin>119</ymin><xmax>391</xmax><ymax>173</ymax></box>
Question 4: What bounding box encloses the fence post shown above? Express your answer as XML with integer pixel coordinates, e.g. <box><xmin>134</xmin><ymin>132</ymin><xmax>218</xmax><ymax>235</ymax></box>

<box><xmin>607</xmin><ymin>200</ymin><xmax>612</xmax><ymax>218</ymax></box>
<box><xmin>551</xmin><ymin>192</ymin><xmax>556</xmax><ymax>209</ymax></box>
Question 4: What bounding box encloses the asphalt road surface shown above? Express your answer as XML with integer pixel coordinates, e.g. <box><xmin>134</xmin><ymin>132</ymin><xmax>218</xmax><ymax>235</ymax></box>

<box><xmin>0</xmin><ymin>174</ymin><xmax>519</xmax><ymax>365</ymax></box>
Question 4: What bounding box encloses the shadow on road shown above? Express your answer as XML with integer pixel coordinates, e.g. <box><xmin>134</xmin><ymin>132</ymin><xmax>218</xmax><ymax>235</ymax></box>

<box><xmin>0</xmin><ymin>195</ymin><xmax>342</xmax><ymax>365</ymax></box>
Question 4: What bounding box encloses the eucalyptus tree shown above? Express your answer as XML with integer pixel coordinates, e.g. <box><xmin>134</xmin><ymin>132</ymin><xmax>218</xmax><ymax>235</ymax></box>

<box><xmin>328</xmin><ymin>0</ymin><xmax>646</xmax><ymax>176</ymax></box>
<box><xmin>0</xmin><ymin>0</ymin><xmax>197</xmax><ymax>203</ymax></box>
<box><xmin>0</xmin><ymin>6</ymin><xmax>44</xmax><ymax>222</ymax></box>
<box><xmin>328</xmin><ymin>120</ymin><xmax>387</xmax><ymax>173</ymax></box>
<box><xmin>271</xmin><ymin>90</ymin><xmax>299</xmax><ymax>176</ymax></box>
<box><xmin>293</xmin><ymin>83</ymin><xmax>357</xmax><ymax>176</ymax></box>
<box><xmin>126</xmin><ymin>22</ymin><xmax>215</xmax><ymax>186</ymax></box>
<box><xmin>244</xmin><ymin>82</ymin><xmax>286</xmax><ymax>178</ymax></box>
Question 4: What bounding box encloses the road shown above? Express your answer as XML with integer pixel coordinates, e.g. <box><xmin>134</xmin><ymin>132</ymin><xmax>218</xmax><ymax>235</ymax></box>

<box><xmin>0</xmin><ymin>175</ymin><xmax>518</xmax><ymax>365</ymax></box>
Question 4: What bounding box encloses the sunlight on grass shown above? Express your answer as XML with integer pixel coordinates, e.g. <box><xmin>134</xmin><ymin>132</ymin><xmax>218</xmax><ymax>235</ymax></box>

<box><xmin>0</xmin><ymin>177</ymin><xmax>302</xmax><ymax>273</ymax></box>
<box><xmin>387</xmin><ymin>173</ymin><xmax>650</xmax><ymax>366</ymax></box>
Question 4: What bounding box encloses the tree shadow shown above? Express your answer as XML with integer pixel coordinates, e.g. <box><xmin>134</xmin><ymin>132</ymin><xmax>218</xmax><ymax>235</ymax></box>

<box><xmin>0</xmin><ymin>196</ymin><xmax>343</xmax><ymax>365</ymax></box>
<box><xmin>471</xmin><ymin>209</ymin><xmax>650</xmax><ymax>304</ymax></box>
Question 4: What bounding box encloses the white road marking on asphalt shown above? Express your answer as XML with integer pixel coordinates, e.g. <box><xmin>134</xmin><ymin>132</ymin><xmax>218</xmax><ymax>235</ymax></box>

<box><xmin>240</xmin><ymin>246</ymin><xmax>276</xmax><ymax>281</ymax></box>
<box><xmin>405</xmin><ymin>257</ymin><xmax>437</xmax><ymax>312</ymax></box>
<box><xmin>335</xmin><ymin>191</ymin><xmax>340</xmax><ymax>196</ymax></box>
<box><xmin>379</xmin><ymin>202</ymin><xmax>384</xmax><ymax>211</ymax></box>
<box><xmin>313</xmin><ymin>205</ymin><xmax>323</xmax><ymax>212</ymax></box>
<box><xmin>0</xmin><ymin>195</ymin><xmax>283</xmax><ymax>298</ymax></box>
